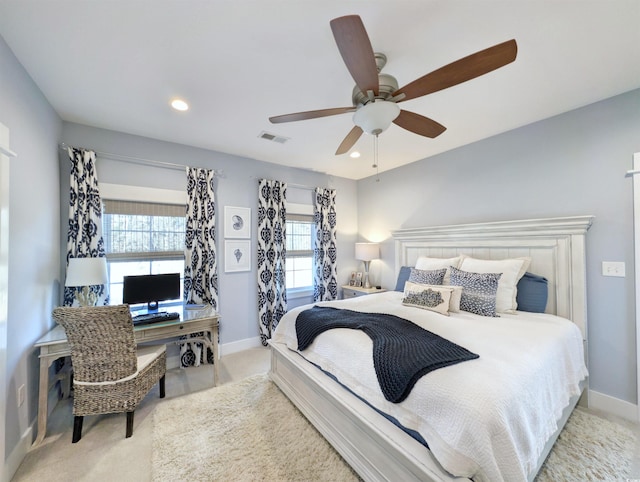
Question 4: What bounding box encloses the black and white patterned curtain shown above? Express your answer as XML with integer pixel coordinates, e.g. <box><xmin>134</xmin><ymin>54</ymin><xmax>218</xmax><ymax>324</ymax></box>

<box><xmin>64</xmin><ymin>146</ymin><xmax>108</xmax><ymax>306</ymax></box>
<box><xmin>182</xmin><ymin>167</ymin><xmax>218</xmax><ymax>367</ymax></box>
<box><xmin>313</xmin><ymin>187</ymin><xmax>338</xmax><ymax>301</ymax></box>
<box><xmin>257</xmin><ymin>179</ymin><xmax>287</xmax><ymax>346</ymax></box>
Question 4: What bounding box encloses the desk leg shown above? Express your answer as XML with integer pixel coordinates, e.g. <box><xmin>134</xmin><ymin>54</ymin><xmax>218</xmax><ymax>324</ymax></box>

<box><xmin>34</xmin><ymin>355</ymin><xmax>52</xmax><ymax>446</ymax></box>
<box><xmin>212</xmin><ymin>325</ymin><xmax>219</xmax><ymax>387</ymax></box>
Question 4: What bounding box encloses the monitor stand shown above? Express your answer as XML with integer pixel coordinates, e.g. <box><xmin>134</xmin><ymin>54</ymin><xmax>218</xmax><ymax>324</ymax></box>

<box><xmin>133</xmin><ymin>301</ymin><xmax>163</xmax><ymax>317</ymax></box>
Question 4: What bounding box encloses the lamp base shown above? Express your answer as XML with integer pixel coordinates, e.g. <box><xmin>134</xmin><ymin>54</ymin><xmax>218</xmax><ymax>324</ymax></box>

<box><xmin>75</xmin><ymin>286</ymin><xmax>98</xmax><ymax>307</ymax></box>
<box><xmin>363</xmin><ymin>261</ymin><xmax>372</xmax><ymax>289</ymax></box>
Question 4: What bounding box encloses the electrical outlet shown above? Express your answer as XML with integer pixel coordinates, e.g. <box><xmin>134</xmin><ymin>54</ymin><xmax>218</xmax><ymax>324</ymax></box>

<box><xmin>17</xmin><ymin>384</ymin><xmax>25</xmax><ymax>407</ymax></box>
<box><xmin>602</xmin><ymin>261</ymin><xmax>625</xmax><ymax>277</ymax></box>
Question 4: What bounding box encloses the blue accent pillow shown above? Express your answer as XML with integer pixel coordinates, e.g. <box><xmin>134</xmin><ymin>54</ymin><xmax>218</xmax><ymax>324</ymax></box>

<box><xmin>516</xmin><ymin>272</ymin><xmax>548</xmax><ymax>313</ymax></box>
<box><xmin>449</xmin><ymin>266</ymin><xmax>501</xmax><ymax>317</ymax></box>
<box><xmin>408</xmin><ymin>268</ymin><xmax>446</xmax><ymax>285</ymax></box>
<box><xmin>395</xmin><ymin>266</ymin><xmax>412</xmax><ymax>291</ymax></box>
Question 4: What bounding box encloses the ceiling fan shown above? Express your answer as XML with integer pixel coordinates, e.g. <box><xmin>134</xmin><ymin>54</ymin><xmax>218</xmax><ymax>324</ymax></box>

<box><xmin>269</xmin><ymin>15</ymin><xmax>517</xmax><ymax>155</ymax></box>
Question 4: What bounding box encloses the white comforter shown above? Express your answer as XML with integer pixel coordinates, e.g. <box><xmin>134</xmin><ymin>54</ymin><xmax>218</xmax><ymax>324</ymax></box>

<box><xmin>272</xmin><ymin>291</ymin><xmax>588</xmax><ymax>482</ymax></box>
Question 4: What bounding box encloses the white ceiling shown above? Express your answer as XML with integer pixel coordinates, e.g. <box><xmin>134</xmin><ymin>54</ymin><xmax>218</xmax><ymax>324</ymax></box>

<box><xmin>1</xmin><ymin>1</ymin><xmax>639</xmax><ymax>180</ymax></box>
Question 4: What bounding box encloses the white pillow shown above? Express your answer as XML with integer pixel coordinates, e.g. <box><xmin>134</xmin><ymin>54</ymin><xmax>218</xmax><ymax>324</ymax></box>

<box><xmin>458</xmin><ymin>256</ymin><xmax>530</xmax><ymax>313</ymax></box>
<box><xmin>414</xmin><ymin>256</ymin><xmax>462</xmax><ymax>285</ymax></box>
<box><xmin>402</xmin><ymin>282</ymin><xmax>454</xmax><ymax>315</ymax></box>
<box><xmin>404</xmin><ymin>282</ymin><xmax>463</xmax><ymax>313</ymax></box>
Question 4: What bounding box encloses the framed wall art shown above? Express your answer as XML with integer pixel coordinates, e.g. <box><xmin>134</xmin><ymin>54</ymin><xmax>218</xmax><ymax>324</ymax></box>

<box><xmin>224</xmin><ymin>206</ymin><xmax>251</xmax><ymax>239</ymax></box>
<box><xmin>225</xmin><ymin>240</ymin><xmax>251</xmax><ymax>273</ymax></box>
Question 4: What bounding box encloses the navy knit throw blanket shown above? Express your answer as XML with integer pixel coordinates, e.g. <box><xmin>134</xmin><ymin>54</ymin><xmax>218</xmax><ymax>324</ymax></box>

<box><xmin>296</xmin><ymin>306</ymin><xmax>479</xmax><ymax>403</ymax></box>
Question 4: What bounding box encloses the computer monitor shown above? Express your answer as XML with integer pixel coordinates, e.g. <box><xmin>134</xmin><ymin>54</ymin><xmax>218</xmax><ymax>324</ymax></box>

<box><xmin>122</xmin><ymin>273</ymin><xmax>181</xmax><ymax>311</ymax></box>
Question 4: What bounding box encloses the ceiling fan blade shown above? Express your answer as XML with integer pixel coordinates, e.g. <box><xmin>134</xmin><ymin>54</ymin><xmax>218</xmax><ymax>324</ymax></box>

<box><xmin>394</xmin><ymin>39</ymin><xmax>517</xmax><ymax>103</ymax></box>
<box><xmin>330</xmin><ymin>15</ymin><xmax>379</xmax><ymax>96</ymax></box>
<box><xmin>269</xmin><ymin>107</ymin><xmax>355</xmax><ymax>124</ymax></box>
<box><xmin>335</xmin><ymin>126</ymin><xmax>364</xmax><ymax>155</ymax></box>
<box><xmin>393</xmin><ymin>110</ymin><xmax>446</xmax><ymax>138</ymax></box>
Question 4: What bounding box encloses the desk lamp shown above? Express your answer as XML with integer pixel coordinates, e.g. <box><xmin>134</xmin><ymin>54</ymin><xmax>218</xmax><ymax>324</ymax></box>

<box><xmin>355</xmin><ymin>242</ymin><xmax>380</xmax><ymax>289</ymax></box>
<box><xmin>65</xmin><ymin>257</ymin><xmax>108</xmax><ymax>306</ymax></box>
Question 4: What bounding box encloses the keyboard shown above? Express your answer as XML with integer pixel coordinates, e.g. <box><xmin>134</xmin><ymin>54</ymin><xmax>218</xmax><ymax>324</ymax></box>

<box><xmin>132</xmin><ymin>311</ymin><xmax>180</xmax><ymax>326</ymax></box>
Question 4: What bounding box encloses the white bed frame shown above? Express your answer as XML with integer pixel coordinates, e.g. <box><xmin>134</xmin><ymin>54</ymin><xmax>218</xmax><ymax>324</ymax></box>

<box><xmin>270</xmin><ymin>216</ymin><xmax>594</xmax><ymax>482</ymax></box>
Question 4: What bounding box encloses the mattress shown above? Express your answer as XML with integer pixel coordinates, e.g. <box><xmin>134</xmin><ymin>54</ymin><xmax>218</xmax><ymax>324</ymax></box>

<box><xmin>271</xmin><ymin>291</ymin><xmax>588</xmax><ymax>482</ymax></box>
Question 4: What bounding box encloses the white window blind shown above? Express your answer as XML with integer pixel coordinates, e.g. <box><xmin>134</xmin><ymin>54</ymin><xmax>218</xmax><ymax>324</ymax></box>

<box><xmin>102</xmin><ymin>200</ymin><xmax>186</xmax><ymax>260</ymax></box>
<box><xmin>286</xmin><ymin>213</ymin><xmax>314</xmax><ymax>291</ymax></box>
<box><xmin>102</xmin><ymin>199</ymin><xmax>186</xmax><ymax>306</ymax></box>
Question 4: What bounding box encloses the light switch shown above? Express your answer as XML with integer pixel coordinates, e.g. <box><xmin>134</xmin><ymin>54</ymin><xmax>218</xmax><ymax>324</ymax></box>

<box><xmin>602</xmin><ymin>261</ymin><xmax>625</xmax><ymax>277</ymax></box>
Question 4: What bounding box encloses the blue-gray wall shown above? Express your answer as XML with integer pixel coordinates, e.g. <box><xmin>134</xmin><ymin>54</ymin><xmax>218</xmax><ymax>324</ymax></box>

<box><xmin>0</xmin><ymin>34</ymin><xmax>61</xmax><ymax>467</ymax></box>
<box><xmin>357</xmin><ymin>88</ymin><xmax>640</xmax><ymax>405</ymax></box>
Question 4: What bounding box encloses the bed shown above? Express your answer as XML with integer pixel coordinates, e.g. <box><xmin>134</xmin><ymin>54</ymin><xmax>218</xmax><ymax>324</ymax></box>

<box><xmin>269</xmin><ymin>216</ymin><xmax>593</xmax><ymax>482</ymax></box>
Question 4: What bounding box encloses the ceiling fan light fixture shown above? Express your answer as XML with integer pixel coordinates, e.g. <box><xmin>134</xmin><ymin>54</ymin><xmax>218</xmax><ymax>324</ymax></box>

<box><xmin>353</xmin><ymin>101</ymin><xmax>400</xmax><ymax>135</ymax></box>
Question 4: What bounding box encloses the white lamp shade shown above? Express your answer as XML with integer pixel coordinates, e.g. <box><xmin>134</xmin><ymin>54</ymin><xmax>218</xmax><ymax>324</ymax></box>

<box><xmin>65</xmin><ymin>257</ymin><xmax>108</xmax><ymax>287</ymax></box>
<box><xmin>355</xmin><ymin>243</ymin><xmax>380</xmax><ymax>261</ymax></box>
<box><xmin>353</xmin><ymin>101</ymin><xmax>401</xmax><ymax>135</ymax></box>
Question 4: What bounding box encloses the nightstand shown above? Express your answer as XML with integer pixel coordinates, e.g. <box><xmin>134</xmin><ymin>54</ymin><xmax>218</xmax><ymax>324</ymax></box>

<box><xmin>342</xmin><ymin>285</ymin><xmax>387</xmax><ymax>299</ymax></box>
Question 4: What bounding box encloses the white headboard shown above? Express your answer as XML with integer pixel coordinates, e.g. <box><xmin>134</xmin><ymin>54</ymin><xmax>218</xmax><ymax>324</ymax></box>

<box><xmin>391</xmin><ymin>216</ymin><xmax>594</xmax><ymax>340</ymax></box>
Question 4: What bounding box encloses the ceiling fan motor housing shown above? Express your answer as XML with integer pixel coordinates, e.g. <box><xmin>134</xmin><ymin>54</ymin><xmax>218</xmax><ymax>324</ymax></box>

<box><xmin>352</xmin><ymin>72</ymin><xmax>399</xmax><ymax>107</ymax></box>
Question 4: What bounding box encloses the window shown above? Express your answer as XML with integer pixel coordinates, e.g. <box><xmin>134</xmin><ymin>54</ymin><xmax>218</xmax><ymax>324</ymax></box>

<box><xmin>286</xmin><ymin>213</ymin><xmax>314</xmax><ymax>294</ymax></box>
<box><xmin>103</xmin><ymin>200</ymin><xmax>186</xmax><ymax>308</ymax></box>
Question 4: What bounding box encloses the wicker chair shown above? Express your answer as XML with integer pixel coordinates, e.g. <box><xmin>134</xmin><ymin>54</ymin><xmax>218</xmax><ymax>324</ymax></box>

<box><xmin>52</xmin><ymin>305</ymin><xmax>166</xmax><ymax>443</ymax></box>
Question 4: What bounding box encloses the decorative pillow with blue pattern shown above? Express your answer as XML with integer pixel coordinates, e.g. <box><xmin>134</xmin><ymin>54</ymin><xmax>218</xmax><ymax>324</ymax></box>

<box><xmin>408</xmin><ymin>268</ymin><xmax>446</xmax><ymax>285</ymax></box>
<box><xmin>402</xmin><ymin>282</ymin><xmax>453</xmax><ymax>315</ymax></box>
<box><xmin>449</xmin><ymin>266</ymin><xmax>502</xmax><ymax>317</ymax></box>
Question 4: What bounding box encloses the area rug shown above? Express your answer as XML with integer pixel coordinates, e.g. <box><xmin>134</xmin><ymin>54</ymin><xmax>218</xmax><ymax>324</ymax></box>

<box><xmin>536</xmin><ymin>406</ymin><xmax>637</xmax><ymax>481</ymax></box>
<box><xmin>152</xmin><ymin>374</ymin><xmax>637</xmax><ymax>481</ymax></box>
<box><xmin>152</xmin><ymin>374</ymin><xmax>359</xmax><ymax>481</ymax></box>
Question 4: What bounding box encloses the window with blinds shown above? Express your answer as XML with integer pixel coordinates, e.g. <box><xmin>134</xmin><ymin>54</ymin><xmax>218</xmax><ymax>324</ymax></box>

<box><xmin>286</xmin><ymin>214</ymin><xmax>314</xmax><ymax>291</ymax></box>
<box><xmin>102</xmin><ymin>200</ymin><xmax>186</xmax><ymax>306</ymax></box>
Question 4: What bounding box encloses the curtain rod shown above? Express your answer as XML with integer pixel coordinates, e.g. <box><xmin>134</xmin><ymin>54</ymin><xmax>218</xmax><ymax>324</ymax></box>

<box><xmin>288</xmin><ymin>182</ymin><xmax>317</xmax><ymax>191</ymax></box>
<box><xmin>59</xmin><ymin>143</ymin><xmax>224</xmax><ymax>177</ymax></box>
<box><xmin>251</xmin><ymin>176</ymin><xmax>334</xmax><ymax>192</ymax></box>
<box><xmin>0</xmin><ymin>145</ymin><xmax>17</xmax><ymax>158</ymax></box>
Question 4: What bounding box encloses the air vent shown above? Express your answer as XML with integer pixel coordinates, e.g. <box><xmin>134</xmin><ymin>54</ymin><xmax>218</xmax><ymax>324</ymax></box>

<box><xmin>259</xmin><ymin>131</ymin><xmax>289</xmax><ymax>144</ymax></box>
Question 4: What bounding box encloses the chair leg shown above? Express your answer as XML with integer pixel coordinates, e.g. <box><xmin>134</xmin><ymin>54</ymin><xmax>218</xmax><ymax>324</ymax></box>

<box><xmin>159</xmin><ymin>375</ymin><xmax>166</xmax><ymax>399</ymax></box>
<box><xmin>126</xmin><ymin>411</ymin><xmax>134</xmax><ymax>438</ymax></box>
<box><xmin>72</xmin><ymin>416</ymin><xmax>83</xmax><ymax>443</ymax></box>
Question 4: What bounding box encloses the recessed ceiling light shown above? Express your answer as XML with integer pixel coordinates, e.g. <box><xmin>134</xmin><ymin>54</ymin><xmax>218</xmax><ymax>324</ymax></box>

<box><xmin>350</xmin><ymin>151</ymin><xmax>361</xmax><ymax>158</ymax></box>
<box><xmin>171</xmin><ymin>99</ymin><xmax>189</xmax><ymax>111</ymax></box>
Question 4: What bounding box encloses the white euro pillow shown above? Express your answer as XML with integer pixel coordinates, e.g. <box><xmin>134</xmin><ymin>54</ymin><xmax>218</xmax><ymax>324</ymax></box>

<box><xmin>458</xmin><ymin>256</ymin><xmax>530</xmax><ymax>313</ymax></box>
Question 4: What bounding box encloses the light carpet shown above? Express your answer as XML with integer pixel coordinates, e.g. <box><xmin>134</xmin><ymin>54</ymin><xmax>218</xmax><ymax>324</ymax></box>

<box><xmin>152</xmin><ymin>374</ymin><xmax>637</xmax><ymax>481</ymax></box>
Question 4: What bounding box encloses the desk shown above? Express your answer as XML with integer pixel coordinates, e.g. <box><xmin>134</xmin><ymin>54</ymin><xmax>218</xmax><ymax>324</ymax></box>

<box><xmin>33</xmin><ymin>305</ymin><xmax>220</xmax><ymax>446</ymax></box>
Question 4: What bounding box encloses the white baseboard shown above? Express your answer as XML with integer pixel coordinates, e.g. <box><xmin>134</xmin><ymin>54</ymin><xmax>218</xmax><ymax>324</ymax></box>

<box><xmin>219</xmin><ymin>336</ymin><xmax>263</xmax><ymax>356</ymax></box>
<box><xmin>589</xmin><ymin>389</ymin><xmax>639</xmax><ymax>422</ymax></box>
<box><xmin>2</xmin><ymin>425</ymin><xmax>33</xmax><ymax>482</ymax></box>
<box><xmin>165</xmin><ymin>336</ymin><xmax>263</xmax><ymax>369</ymax></box>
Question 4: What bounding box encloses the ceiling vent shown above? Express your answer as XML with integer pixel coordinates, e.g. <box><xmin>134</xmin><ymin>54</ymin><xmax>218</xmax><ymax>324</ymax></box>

<box><xmin>259</xmin><ymin>131</ymin><xmax>289</xmax><ymax>144</ymax></box>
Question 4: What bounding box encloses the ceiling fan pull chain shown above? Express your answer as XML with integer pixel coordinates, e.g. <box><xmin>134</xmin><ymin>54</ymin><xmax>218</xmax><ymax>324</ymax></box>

<box><xmin>372</xmin><ymin>135</ymin><xmax>377</xmax><ymax>168</ymax></box>
<box><xmin>372</xmin><ymin>134</ymin><xmax>378</xmax><ymax>168</ymax></box>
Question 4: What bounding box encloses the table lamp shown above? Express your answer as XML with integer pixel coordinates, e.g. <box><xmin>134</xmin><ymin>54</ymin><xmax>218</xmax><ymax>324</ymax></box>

<box><xmin>65</xmin><ymin>257</ymin><xmax>108</xmax><ymax>306</ymax></box>
<box><xmin>355</xmin><ymin>242</ymin><xmax>380</xmax><ymax>289</ymax></box>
